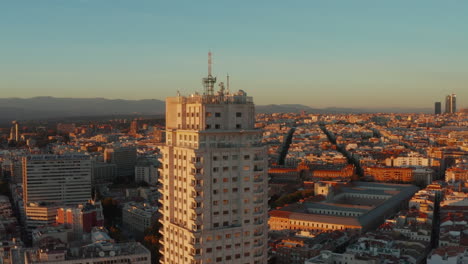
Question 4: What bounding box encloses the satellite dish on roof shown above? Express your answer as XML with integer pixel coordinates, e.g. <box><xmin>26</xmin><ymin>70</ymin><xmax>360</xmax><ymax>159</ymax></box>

<box><xmin>109</xmin><ymin>251</ymin><xmax>116</xmax><ymax>257</ymax></box>
<box><xmin>99</xmin><ymin>251</ymin><xmax>105</xmax><ymax>257</ymax></box>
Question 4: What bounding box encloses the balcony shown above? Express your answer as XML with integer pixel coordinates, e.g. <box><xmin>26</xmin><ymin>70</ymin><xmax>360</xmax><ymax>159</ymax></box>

<box><xmin>191</xmin><ymin>206</ymin><xmax>203</xmax><ymax>214</ymax></box>
<box><xmin>254</xmin><ymin>219</ymin><xmax>264</xmax><ymax>225</ymax></box>
<box><xmin>254</xmin><ymin>231</ymin><xmax>264</xmax><ymax>237</ymax></box>
<box><xmin>253</xmin><ymin>177</ymin><xmax>263</xmax><ymax>183</ymax></box>
<box><xmin>189</xmin><ymin>252</ymin><xmax>202</xmax><ymax>260</ymax></box>
<box><xmin>192</xmin><ymin>194</ymin><xmax>203</xmax><ymax>202</ymax></box>
<box><xmin>254</xmin><ymin>251</ymin><xmax>264</xmax><ymax>258</ymax></box>
<box><xmin>190</xmin><ymin>160</ymin><xmax>203</xmax><ymax>169</ymax></box>
<box><xmin>253</xmin><ymin>210</ymin><xmax>264</xmax><ymax>216</ymax></box>
<box><xmin>253</xmin><ymin>241</ymin><xmax>264</xmax><ymax>248</ymax></box>
<box><xmin>191</xmin><ymin>216</ymin><xmax>203</xmax><ymax>225</ymax></box>
<box><xmin>253</xmin><ymin>199</ymin><xmax>263</xmax><ymax>204</ymax></box>
<box><xmin>190</xmin><ymin>182</ymin><xmax>203</xmax><ymax>191</ymax></box>
<box><xmin>253</xmin><ymin>156</ymin><xmax>264</xmax><ymax>161</ymax></box>
<box><xmin>253</xmin><ymin>188</ymin><xmax>264</xmax><ymax>194</ymax></box>
<box><xmin>190</xmin><ymin>171</ymin><xmax>203</xmax><ymax>179</ymax></box>
<box><xmin>253</xmin><ymin>167</ymin><xmax>264</xmax><ymax>172</ymax></box>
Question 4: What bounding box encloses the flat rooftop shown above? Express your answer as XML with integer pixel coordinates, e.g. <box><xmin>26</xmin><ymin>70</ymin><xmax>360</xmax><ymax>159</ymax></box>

<box><xmin>272</xmin><ymin>182</ymin><xmax>418</xmax><ymax>230</ymax></box>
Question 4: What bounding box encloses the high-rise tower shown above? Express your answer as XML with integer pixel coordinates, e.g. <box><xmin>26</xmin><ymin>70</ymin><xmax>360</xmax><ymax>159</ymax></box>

<box><xmin>434</xmin><ymin>102</ymin><xmax>441</xmax><ymax>115</ymax></box>
<box><xmin>445</xmin><ymin>94</ymin><xmax>457</xmax><ymax>114</ymax></box>
<box><xmin>9</xmin><ymin>121</ymin><xmax>20</xmax><ymax>142</ymax></box>
<box><xmin>159</xmin><ymin>54</ymin><xmax>268</xmax><ymax>264</ymax></box>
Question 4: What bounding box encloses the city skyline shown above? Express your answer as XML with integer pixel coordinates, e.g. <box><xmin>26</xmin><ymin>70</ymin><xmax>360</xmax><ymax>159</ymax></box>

<box><xmin>1</xmin><ymin>1</ymin><xmax>468</xmax><ymax>108</ymax></box>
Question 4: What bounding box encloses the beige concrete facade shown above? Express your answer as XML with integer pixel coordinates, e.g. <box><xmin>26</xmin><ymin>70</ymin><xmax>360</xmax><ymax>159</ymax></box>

<box><xmin>159</xmin><ymin>90</ymin><xmax>268</xmax><ymax>264</ymax></box>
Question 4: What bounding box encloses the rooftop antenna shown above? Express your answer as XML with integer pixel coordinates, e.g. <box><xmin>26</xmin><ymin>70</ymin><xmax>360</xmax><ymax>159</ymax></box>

<box><xmin>226</xmin><ymin>73</ymin><xmax>230</xmax><ymax>94</ymax></box>
<box><xmin>208</xmin><ymin>51</ymin><xmax>212</xmax><ymax>76</ymax></box>
<box><xmin>202</xmin><ymin>51</ymin><xmax>216</xmax><ymax>95</ymax></box>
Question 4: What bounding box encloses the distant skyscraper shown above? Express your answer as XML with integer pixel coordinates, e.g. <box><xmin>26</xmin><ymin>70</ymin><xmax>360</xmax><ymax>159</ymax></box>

<box><xmin>434</xmin><ymin>102</ymin><xmax>441</xmax><ymax>115</ymax></box>
<box><xmin>445</xmin><ymin>94</ymin><xmax>456</xmax><ymax>114</ymax></box>
<box><xmin>8</xmin><ymin>121</ymin><xmax>20</xmax><ymax>142</ymax></box>
<box><xmin>159</xmin><ymin>54</ymin><xmax>269</xmax><ymax>264</ymax></box>
<box><xmin>104</xmin><ymin>146</ymin><xmax>137</xmax><ymax>177</ymax></box>
<box><xmin>130</xmin><ymin>119</ymin><xmax>138</xmax><ymax>136</ymax></box>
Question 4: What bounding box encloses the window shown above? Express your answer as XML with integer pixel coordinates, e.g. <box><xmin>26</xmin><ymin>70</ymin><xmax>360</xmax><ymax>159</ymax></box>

<box><xmin>236</xmin><ymin>124</ymin><xmax>241</xmax><ymax>129</ymax></box>
<box><xmin>215</xmin><ymin>112</ymin><xmax>221</xmax><ymax>117</ymax></box>
<box><xmin>236</xmin><ymin>112</ymin><xmax>242</xmax><ymax>117</ymax></box>
<box><xmin>244</xmin><ymin>155</ymin><xmax>250</xmax><ymax>160</ymax></box>
<box><xmin>215</xmin><ymin>124</ymin><xmax>220</xmax><ymax>129</ymax></box>
<box><xmin>213</xmin><ymin>156</ymin><xmax>218</xmax><ymax>161</ymax></box>
<box><xmin>223</xmin><ymin>155</ymin><xmax>228</xmax><ymax>160</ymax></box>
<box><xmin>206</xmin><ymin>112</ymin><xmax>212</xmax><ymax>117</ymax></box>
<box><xmin>206</xmin><ymin>124</ymin><xmax>211</xmax><ymax>129</ymax></box>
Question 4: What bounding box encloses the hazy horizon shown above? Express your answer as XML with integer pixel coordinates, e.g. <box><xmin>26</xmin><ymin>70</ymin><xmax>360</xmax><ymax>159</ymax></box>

<box><xmin>0</xmin><ymin>95</ymin><xmax>443</xmax><ymax>110</ymax></box>
<box><xmin>1</xmin><ymin>1</ymin><xmax>467</xmax><ymax>108</ymax></box>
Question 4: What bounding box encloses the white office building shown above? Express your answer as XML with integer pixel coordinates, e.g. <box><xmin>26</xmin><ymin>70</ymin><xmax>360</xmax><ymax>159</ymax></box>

<box><xmin>22</xmin><ymin>154</ymin><xmax>92</xmax><ymax>206</ymax></box>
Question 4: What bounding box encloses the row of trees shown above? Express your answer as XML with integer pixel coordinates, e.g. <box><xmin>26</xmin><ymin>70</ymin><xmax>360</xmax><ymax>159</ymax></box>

<box><xmin>270</xmin><ymin>189</ymin><xmax>314</xmax><ymax>208</ymax></box>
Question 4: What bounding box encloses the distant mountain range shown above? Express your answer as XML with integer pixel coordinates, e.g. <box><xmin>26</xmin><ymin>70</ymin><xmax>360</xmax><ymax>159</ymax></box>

<box><xmin>255</xmin><ymin>104</ymin><xmax>432</xmax><ymax>114</ymax></box>
<box><xmin>0</xmin><ymin>97</ymin><xmax>432</xmax><ymax>122</ymax></box>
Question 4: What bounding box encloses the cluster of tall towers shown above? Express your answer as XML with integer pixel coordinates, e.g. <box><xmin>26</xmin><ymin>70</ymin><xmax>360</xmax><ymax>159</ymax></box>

<box><xmin>434</xmin><ymin>93</ymin><xmax>456</xmax><ymax>115</ymax></box>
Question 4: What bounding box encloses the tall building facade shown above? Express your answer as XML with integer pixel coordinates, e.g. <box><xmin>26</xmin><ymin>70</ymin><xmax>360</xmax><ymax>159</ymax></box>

<box><xmin>445</xmin><ymin>94</ymin><xmax>456</xmax><ymax>114</ymax></box>
<box><xmin>434</xmin><ymin>102</ymin><xmax>441</xmax><ymax>115</ymax></box>
<box><xmin>8</xmin><ymin>121</ymin><xmax>20</xmax><ymax>142</ymax></box>
<box><xmin>159</xmin><ymin>56</ymin><xmax>268</xmax><ymax>264</ymax></box>
<box><xmin>22</xmin><ymin>154</ymin><xmax>92</xmax><ymax>205</ymax></box>
<box><xmin>104</xmin><ymin>146</ymin><xmax>137</xmax><ymax>177</ymax></box>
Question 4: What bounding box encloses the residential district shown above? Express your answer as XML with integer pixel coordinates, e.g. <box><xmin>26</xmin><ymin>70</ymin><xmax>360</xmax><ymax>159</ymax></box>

<box><xmin>0</xmin><ymin>99</ymin><xmax>467</xmax><ymax>264</ymax></box>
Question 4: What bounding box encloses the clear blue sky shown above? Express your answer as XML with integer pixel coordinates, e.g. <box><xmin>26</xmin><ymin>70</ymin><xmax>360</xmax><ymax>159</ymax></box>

<box><xmin>1</xmin><ymin>0</ymin><xmax>467</xmax><ymax>108</ymax></box>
